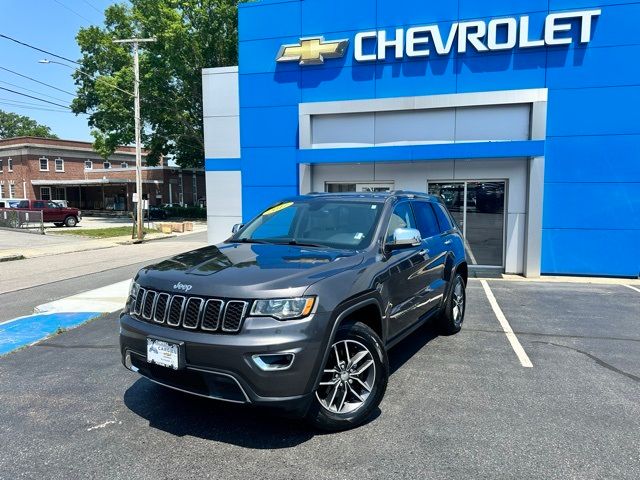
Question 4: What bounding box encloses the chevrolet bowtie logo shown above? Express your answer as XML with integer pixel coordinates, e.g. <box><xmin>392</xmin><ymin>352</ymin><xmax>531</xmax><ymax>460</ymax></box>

<box><xmin>276</xmin><ymin>37</ymin><xmax>349</xmax><ymax>65</ymax></box>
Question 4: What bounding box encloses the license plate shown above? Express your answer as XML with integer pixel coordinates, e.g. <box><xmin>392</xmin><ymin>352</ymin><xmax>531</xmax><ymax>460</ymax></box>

<box><xmin>147</xmin><ymin>338</ymin><xmax>180</xmax><ymax>370</ymax></box>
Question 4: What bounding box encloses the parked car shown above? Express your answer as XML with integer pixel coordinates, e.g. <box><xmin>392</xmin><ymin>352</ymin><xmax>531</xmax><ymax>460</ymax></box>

<box><xmin>0</xmin><ymin>198</ymin><xmax>27</xmax><ymax>208</ymax></box>
<box><xmin>16</xmin><ymin>200</ymin><xmax>81</xmax><ymax>227</ymax></box>
<box><xmin>119</xmin><ymin>191</ymin><xmax>467</xmax><ymax>430</ymax></box>
<box><xmin>146</xmin><ymin>206</ymin><xmax>169</xmax><ymax>220</ymax></box>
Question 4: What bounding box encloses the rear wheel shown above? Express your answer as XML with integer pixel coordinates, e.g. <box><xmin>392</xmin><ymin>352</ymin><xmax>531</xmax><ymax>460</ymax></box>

<box><xmin>438</xmin><ymin>274</ymin><xmax>466</xmax><ymax>335</ymax></box>
<box><xmin>306</xmin><ymin>322</ymin><xmax>388</xmax><ymax>431</ymax></box>
<box><xmin>64</xmin><ymin>216</ymin><xmax>77</xmax><ymax>227</ymax></box>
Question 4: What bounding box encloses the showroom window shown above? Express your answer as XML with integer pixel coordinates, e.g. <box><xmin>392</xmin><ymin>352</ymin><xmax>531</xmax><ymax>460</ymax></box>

<box><xmin>40</xmin><ymin>157</ymin><xmax>49</xmax><ymax>171</ymax></box>
<box><xmin>326</xmin><ymin>182</ymin><xmax>393</xmax><ymax>193</ymax></box>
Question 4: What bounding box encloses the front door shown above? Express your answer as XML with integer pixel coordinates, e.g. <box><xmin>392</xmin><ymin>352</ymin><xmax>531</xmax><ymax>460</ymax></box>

<box><xmin>428</xmin><ymin>181</ymin><xmax>506</xmax><ymax>267</ymax></box>
<box><xmin>381</xmin><ymin>201</ymin><xmax>431</xmax><ymax>340</ymax></box>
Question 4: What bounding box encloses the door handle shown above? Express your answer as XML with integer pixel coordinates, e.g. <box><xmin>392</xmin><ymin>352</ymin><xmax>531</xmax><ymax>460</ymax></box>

<box><xmin>444</xmin><ymin>239</ymin><xmax>452</xmax><ymax>245</ymax></box>
<box><xmin>418</xmin><ymin>249</ymin><xmax>429</xmax><ymax>256</ymax></box>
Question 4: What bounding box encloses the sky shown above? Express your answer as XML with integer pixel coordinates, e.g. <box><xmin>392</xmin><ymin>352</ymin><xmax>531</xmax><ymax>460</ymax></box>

<box><xmin>0</xmin><ymin>0</ymin><xmax>116</xmax><ymax>141</ymax></box>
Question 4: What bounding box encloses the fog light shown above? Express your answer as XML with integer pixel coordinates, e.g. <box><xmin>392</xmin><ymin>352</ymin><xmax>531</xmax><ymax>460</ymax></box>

<box><xmin>252</xmin><ymin>353</ymin><xmax>295</xmax><ymax>371</ymax></box>
<box><xmin>124</xmin><ymin>352</ymin><xmax>138</xmax><ymax>372</ymax></box>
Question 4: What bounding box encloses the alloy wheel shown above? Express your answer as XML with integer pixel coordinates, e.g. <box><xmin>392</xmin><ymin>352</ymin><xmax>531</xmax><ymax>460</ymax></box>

<box><xmin>452</xmin><ymin>278</ymin><xmax>465</xmax><ymax>326</ymax></box>
<box><xmin>316</xmin><ymin>339</ymin><xmax>376</xmax><ymax>414</ymax></box>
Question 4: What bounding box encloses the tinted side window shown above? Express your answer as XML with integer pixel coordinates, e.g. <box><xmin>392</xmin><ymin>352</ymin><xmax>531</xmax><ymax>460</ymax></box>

<box><xmin>33</xmin><ymin>201</ymin><xmax>46</xmax><ymax>209</ymax></box>
<box><xmin>386</xmin><ymin>202</ymin><xmax>416</xmax><ymax>243</ymax></box>
<box><xmin>17</xmin><ymin>201</ymin><xmax>29</xmax><ymax>208</ymax></box>
<box><xmin>412</xmin><ymin>202</ymin><xmax>440</xmax><ymax>239</ymax></box>
<box><xmin>433</xmin><ymin>202</ymin><xmax>454</xmax><ymax>232</ymax></box>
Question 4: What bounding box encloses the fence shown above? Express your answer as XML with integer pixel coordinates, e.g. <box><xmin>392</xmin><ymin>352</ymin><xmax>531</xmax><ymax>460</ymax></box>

<box><xmin>0</xmin><ymin>209</ymin><xmax>44</xmax><ymax>234</ymax></box>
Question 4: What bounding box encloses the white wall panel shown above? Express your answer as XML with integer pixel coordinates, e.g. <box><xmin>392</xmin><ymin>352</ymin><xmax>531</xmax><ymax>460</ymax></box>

<box><xmin>311</xmin><ymin>113</ymin><xmax>374</xmax><ymax>147</ymax></box>
<box><xmin>374</xmin><ymin>109</ymin><xmax>455</xmax><ymax>145</ymax></box>
<box><xmin>203</xmin><ymin>116</ymin><xmax>240</xmax><ymax>158</ymax></box>
<box><xmin>202</xmin><ymin>67</ymin><xmax>239</xmax><ymax>118</ymax></box>
<box><xmin>455</xmin><ymin>104</ymin><xmax>530</xmax><ymax>142</ymax></box>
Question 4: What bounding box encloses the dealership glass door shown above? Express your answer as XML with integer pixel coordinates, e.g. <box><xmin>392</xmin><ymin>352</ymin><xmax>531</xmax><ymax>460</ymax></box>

<box><xmin>428</xmin><ymin>181</ymin><xmax>506</xmax><ymax>267</ymax></box>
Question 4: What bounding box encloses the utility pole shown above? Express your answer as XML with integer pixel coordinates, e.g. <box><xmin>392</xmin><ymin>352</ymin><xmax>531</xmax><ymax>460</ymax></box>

<box><xmin>113</xmin><ymin>37</ymin><xmax>156</xmax><ymax>241</ymax></box>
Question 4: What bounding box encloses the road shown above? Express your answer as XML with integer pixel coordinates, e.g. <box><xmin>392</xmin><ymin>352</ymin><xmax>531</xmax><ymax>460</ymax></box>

<box><xmin>0</xmin><ymin>231</ymin><xmax>208</xmax><ymax>321</ymax></box>
<box><xmin>0</xmin><ymin>278</ymin><xmax>638</xmax><ymax>479</ymax></box>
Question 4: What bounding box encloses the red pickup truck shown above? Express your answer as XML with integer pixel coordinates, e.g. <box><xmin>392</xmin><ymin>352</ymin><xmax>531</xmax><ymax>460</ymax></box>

<box><xmin>16</xmin><ymin>200</ymin><xmax>81</xmax><ymax>227</ymax></box>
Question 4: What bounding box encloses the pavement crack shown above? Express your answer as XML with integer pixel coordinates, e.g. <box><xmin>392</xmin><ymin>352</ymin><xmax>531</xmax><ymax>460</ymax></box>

<box><xmin>531</xmin><ymin>341</ymin><xmax>640</xmax><ymax>383</ymax></box>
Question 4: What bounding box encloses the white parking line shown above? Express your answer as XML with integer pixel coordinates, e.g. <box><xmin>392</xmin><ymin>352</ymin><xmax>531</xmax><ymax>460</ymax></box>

<box><xmin>623</xmin><ymin>284</ymin><xmax>640</xmax><ymax>294</ymax></box>
<box><xmin>480</xmin><ymin>279</ymin><xmax>533</xmax><ymax>368</ymax></box>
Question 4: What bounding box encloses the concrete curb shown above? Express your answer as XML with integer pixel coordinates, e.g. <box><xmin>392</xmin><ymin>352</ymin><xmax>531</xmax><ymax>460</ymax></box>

<box><xmin>482</xmin><ymin>274</ymin><xmax>640</xmax><ymax>286</ymax></box>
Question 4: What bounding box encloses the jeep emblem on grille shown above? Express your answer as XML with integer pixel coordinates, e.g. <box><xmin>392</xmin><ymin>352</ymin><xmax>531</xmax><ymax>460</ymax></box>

<box><xmin>173</xmin><ymin>282</ymin><xmax>193</xmax><ymax>292</ymax></box>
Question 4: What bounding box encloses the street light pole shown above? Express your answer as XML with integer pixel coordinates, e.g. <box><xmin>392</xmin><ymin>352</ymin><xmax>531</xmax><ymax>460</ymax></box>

<box><xmin>112</xmin><ymin>38</ymin><xmax>156</xmax><ymax>241</ymax></box>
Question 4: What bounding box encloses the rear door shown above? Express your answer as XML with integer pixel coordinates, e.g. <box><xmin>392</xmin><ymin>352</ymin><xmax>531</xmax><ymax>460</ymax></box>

<box><xmin>411</xmin><ymin>201</ymin><xmax>448</xmax><ymax>311</ymax></box>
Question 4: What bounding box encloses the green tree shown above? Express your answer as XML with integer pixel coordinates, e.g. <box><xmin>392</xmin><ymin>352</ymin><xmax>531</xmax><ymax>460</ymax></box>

<box><xmin>72</xmin><ymin>0</ymin><xmax>242</xmax><ymax>167</ymax></box>
<box><xmin>0</xmin><ymin>110</ymin><xmax>58</xmax><ymax>139</ymax></box>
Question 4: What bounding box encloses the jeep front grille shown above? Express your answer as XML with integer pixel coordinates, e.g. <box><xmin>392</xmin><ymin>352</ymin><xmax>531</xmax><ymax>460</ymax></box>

<box><xmin>131</xmin><ymin>288</ymin><xmax>248</xmax><ymax>334</ymax></box>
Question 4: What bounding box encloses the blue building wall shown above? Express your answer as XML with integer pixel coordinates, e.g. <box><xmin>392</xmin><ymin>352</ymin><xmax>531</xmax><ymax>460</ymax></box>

<box><xmin>221</xmin><ymin>0</ymin><xmax>640</xmax><ymax>277</ymax></box>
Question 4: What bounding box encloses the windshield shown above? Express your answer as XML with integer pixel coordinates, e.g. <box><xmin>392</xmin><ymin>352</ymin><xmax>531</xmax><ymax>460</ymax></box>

<box><xmin>233</xmin><ymin>199</ymin><xmax>383</xmax><ymax>250</ymax></box>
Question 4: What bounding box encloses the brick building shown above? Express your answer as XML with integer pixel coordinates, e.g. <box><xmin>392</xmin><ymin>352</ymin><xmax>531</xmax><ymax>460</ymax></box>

<box><xmin>0</xmin><ymin>137</ymin><xmax>205</xmax><ymax>212</ymax></box>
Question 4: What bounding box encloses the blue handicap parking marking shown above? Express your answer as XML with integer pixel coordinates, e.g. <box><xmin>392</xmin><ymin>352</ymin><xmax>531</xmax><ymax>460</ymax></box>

<box><xmin>0</xmin><ymin>312</ymin><xmax>101</xmax><ymax>355</ymax></box>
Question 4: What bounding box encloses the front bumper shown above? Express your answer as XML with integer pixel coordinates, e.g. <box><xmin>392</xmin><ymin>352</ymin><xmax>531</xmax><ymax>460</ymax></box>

<box><xmin>119</xmin><ymin>311</ymin><xmax>330</xmax><ymax>415</ymax></box>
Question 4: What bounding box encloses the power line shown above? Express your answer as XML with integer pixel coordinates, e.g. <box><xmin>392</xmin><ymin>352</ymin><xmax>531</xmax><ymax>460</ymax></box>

<box><xmin>81</xmin><ymin>0</ymin><xmax>102</xmax><ymax>14</ymax></box>
<box><xmin>0</xmin><ymin>79</ymin><xmax>72</xmax><ymax>104</ymax></box>
<box><xmin>0</xmin><ymin>33</ymin><xmax>80</xmax><ymax>65</ymax></box>
<box><xmin>0</xmin><ymin>101</ymin><xmax>70</xmax><ymax>113</ymax></box>
<box><xmin>0</xmin><ymin>66</ymin><xmax>76</xmax><ymax>96</ymax></box>
<box><xmin>52</xmin><ymin>0</ymin><xmax>94</xmax><ymax>23</ymax></box>
<box><xmin>0</xmin><ymin>86</ymin><xmax>71</xmax><ymax>109</ymax></box>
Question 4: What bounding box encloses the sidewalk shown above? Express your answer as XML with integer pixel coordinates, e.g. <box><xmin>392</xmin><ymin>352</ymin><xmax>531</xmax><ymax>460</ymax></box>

<box><xmin>0</xmin><ymin>221</ymin><xmax>207</xmax><ymax>261</ymax></box>
<box><xmin>0</xmin><ymin>230</ymin><xmax>208</xmax><ymax>294</ymax></box>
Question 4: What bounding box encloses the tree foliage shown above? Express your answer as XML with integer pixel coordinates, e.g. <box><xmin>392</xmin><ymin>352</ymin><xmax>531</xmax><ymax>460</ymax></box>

<box><xmin>72</xmin><ymin>0</ymin><xmax>242</xmax><ymax>167</ymax></box>
<box><xmin>0</xmin><ymin>110</ymin><xmax>58</xmax><ymax>139</ymax></box>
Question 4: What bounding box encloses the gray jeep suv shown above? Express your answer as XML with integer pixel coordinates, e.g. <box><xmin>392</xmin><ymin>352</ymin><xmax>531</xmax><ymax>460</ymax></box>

<box><xmin>120</xmin><ymin>191</ymin><xmax>467</xmax><ymax>430</ymax></box>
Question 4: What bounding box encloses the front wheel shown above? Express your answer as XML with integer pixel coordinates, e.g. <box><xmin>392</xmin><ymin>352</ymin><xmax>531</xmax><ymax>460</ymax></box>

<box><xmin>306</xmin><ymin>322</ymin><xmax>388</xmax><ymax>431</ymax></box>
<box><xmin>438</xmin><ymin>274</ymin><xmax>466</xmax><ymax>335</ymax></box>
<box><xmin>64</xmin><ymin>216</ymin><xmax>77</xmax><ymax>227</ymax></box>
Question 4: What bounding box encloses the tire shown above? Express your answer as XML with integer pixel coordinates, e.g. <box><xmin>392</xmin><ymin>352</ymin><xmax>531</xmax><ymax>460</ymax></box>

<box><xmin>64</xmin><ymin>216</ymin><xmax>78</xmax><ymax>227</ymax></box>
<box><xmin>53</xmin><ymin>223</ymin><xmax>64</xmax><ymax>228</ymax></box>
<box><xmin>438</xmin><ymin>273</ymin><xmax>466</xmax><ymax>335</ymax></box>
<box><xmin>306</xmin><ymin>322</ymin><xmax>388</xmax><ymax>432</ymax></box>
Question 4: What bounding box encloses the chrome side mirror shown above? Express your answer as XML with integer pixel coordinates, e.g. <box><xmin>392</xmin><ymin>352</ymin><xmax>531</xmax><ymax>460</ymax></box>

<box><xmin>387</xmin><ymin>227</ymin><xmax>422</xmax><ymax>250</ymax></box>
<box><xmin>231</xmin><ymin>223</ymin><xmax>243</xmax><ymax>234</ymax></box>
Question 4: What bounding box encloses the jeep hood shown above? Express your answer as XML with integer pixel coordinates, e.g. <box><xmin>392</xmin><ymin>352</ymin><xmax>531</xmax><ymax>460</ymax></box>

<box><xmin>135</xmin><ymin>242</ymin><xmax>365</xmax><ymax>298</ymax></box>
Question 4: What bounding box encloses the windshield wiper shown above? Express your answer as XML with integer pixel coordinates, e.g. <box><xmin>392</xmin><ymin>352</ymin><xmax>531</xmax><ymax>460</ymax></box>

<box><xmin>279</xmin><ymin>240</ymin><xmax>325</xmax><ymax>248</ymax></box>
<box><xmin>230</xmin><ymin>238</ymin><xmax>272</xmax><ymax>245</ymax></box>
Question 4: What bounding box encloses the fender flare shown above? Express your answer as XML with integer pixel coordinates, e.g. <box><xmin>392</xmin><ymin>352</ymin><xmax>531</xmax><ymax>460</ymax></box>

<box><xmin>305</xmin><ymin>294</ymin><xmax>384</xmax><ymax>394</ymax></box>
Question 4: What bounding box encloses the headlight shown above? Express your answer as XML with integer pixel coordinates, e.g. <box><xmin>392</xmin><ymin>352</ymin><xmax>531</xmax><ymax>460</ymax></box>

<box><xmin>129</xmin><ymin>281</ymin><xmax>140</xmax><ymax>299</ymax></box>
<box><xmin>250</xmin><ymin>297</ymin><xmax>315</xmax><ymax>320</ymax></box>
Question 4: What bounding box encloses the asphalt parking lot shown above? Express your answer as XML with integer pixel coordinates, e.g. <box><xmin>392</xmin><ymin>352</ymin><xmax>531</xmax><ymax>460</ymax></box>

<box><xmin>0</xmin><ymin>279</ymin><xmax>638</xmax><ymax>479</ymax></box>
